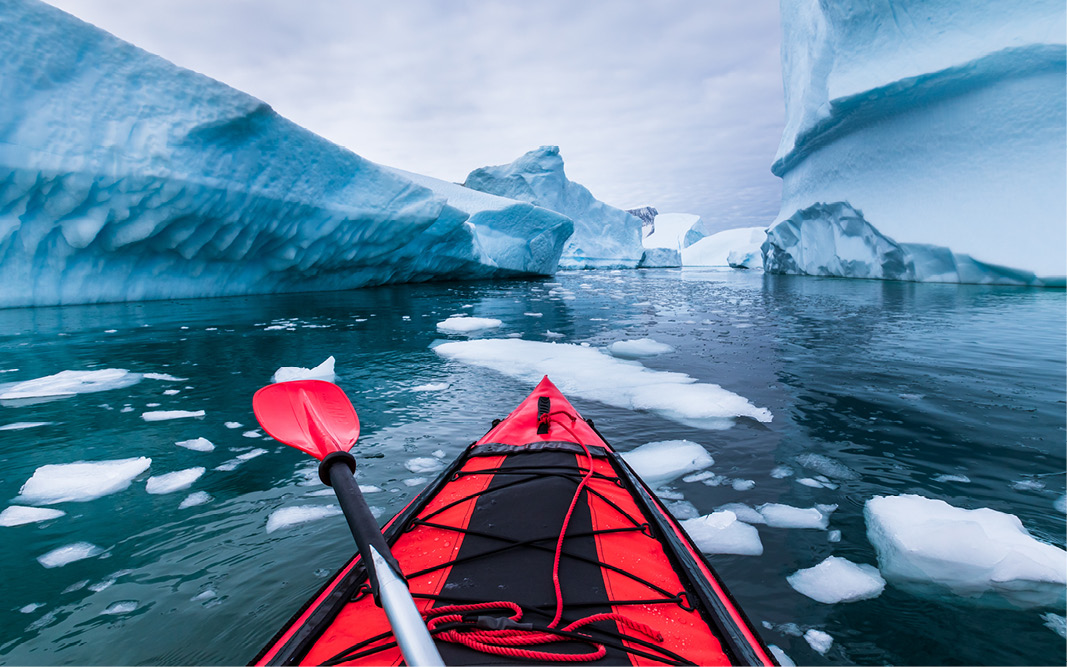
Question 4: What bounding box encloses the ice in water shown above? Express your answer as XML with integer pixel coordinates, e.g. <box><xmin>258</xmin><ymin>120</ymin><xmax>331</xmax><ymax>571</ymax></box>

<box><xmin>405</xmin><ymin>458</ymin><xmax>444</xmax><ymax>474</ymax></box>
<box><xmin>142</xmin><ymin>410</ymin><xmax>205</xmax><ymax>421</ymax></box>
<box><xmin>37</xmin><ymin>542</ymin><xmax>104</xmax><ymax>568</ymax></box>
<box><xmin>681</xmin><ymin>511</ymin><xmax>764</xmax><ymax>556</ymax></box>
<box><xmin>266</xmin><ymin>505</ymin><xmax>343</xmax><ymax>533</ymax></box>
<box><xmin>621</xmin><ymin>440</ymin><xmax>714</xmax><ymax>487</ymax></box>
<box><xmin>271</xmin><ymin>356</ymin><xmax>336</xmax><ymax>383</ymax></box>
<box><xmin>716</xmin><ymin>503</ymin><xmax>765</xmax><ymax>525</ymax></box>
<box><xmin>18</xmin><ymin>458</ymin><xmax>152</xmax><ymax>504</ymax></box>
<box><xmin>0</xmin><ymin>506</ymin><xmax>66</xmax><ymax>526</ymax></box>
<box><xmin>0</xmin><ymin>422</ymin><xmax>53</xmax><ymax>431</ymax></box>
<box><xmin>0</xmin><ymin>369</ymin><xmax>140</xmax><ymax>400</ymax></box>
<box><xmin>804</xmin><ymin>629</ymin><xmax>833</xmax><ymax>655</ymax></box>
<box><xmin>606</xmin><ymin>338</ymin><xmax>674</xmax><ymax>359</ymax></box>
<box><xmin>436</xmin><ymin>316</ymin><xmax>503</xmax><ymax>335</ymax></box>
<box><xmin>100</xmin><ymin>601</ymin><xmax>139</xmax><ymax>615</ymax></box>
<box><xmin>1041</xmin><ymin>613</ymin><xmax>1066</xmax><ymax>638</ymax></box>
<box><xmin>411</xmin><ymin>383</ymin><xmax>450</xmax><ymax>392</ymax></box>
<box><xmin>175</xmin><ymin>437</ymin><xmax>215</xmax><ymax>452</ymax></box>
<box><xmin>145</xmin><ymin>467</ymin><xmax>205</xmax><ymax>494</ymax></box>
<box><xmin>786</xmin><ymin>556</ymin><xmax>886</xmax><ymax>603</ymax></box>
<box><xmin>179</xmin><ymin>491</ymin><xmax>212</xmax><ymax>509</ymax></box>
<box><xmin>757</xmin><ymin>503</ymin><xmax>830</xmax><ymax>529</ymax></box>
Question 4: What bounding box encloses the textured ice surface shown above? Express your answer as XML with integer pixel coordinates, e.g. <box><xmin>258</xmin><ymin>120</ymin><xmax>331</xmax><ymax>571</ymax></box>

<box><xmin>637</xmin><ymin>247</ymin><xmax>681</xmax><ymax>268</ymax></box>
<box><xmin>271</xmin><ymin>356</ymin><xmax>336</xmax><ymax>383</ymax></box>
<box><xmin>771</xmin><ymin>0</ymin><xmax>1066</xmax><ymax>284</ymax></box>
<box><xmin>37</xmin><ymin>542</ymin><xmax>103</xmax><ymax>568</ymax></box>
<box><xmin>1055</xmin><ymin>495</ymin><xmax>1067</xmax><ymax>513</ymax></box>
<box><xmin>434</xmin><ymin>339</ymin><xmax>772</xmax><ymax>429</ymax></box>
<box><xmin>865</xmin><ymin>494</ymin><xmax>1067</xmax><ymax>607</ymax></box>
<box><xmin>464</xmin><ymin>146</ymin><xmax>644</xmax><ymax>269</ymax></box>
<box><xmin>142</xmin><ymin>410</ymin><xmax>205</xmax><ymax>421</ymax></box>
<box><xmin>18</xmin><ymin>457</ymin><xmax>152</xmax><ymax>504</ymax></box>
<box><xmin>1042</xmin><ymin>612</ymin><xmax>1066</xmax><ymax>638</ymax></box>
<box><xmin>0</xmin><ymin>0</ymin><xmax>571</xmax><ymax>308</ymax></box>
<box><xmin>804</xmin><ymin>629</ymin><xmax>833</xmax><ymax>655</ymax></box>
<box><xmin>266</xmin><ymin>505</ymin><xmax>343</xmax><ymax>533</ymax></box>
<box><xmin>0</xmin><ymin>369</ymin><xmax>140</xmax><ymax>400</ymax></box>
<box><xmin>768</xmin><ymin>645</ymin><xmax>796</xmax><ymax>667</ymax></box>
<box><xmin>404</xmin><ymin>458</ymin><xmax>444</xmax><ymax>475</ymax></box>
<box><xmin>145</xmin><ymin>467</ymin><xmax>205</xmax><ymax>494</ymax></box>
<box><xmin>681</xmin><ymin>511</ymin><xmax>764</xmax><ymax>556</ymax></box>
<box><xmin>178</xmin><ymin>491</ymin><xmax>212</xmax><ymax>509</ymax></box>
<box><xmin>0</xmin><ymin>506</ymin><xmax>65</xmax><ymax>527</ymax></box>
<box><xmin>795</xmin><ymin>453</ymin><xmax>860</xmax><ymax>481</ymax></box>
<box><xmin>621</xmin><ymin>440</ymin><xmax>714</xmax><ymax>487</ymax></box>
<box><xmin>934</xmin><ymin>473</ymin><xmax>971</xmax><ymax>483</ymax></box>
<box><xmin>716</xmin><ymin>503</ymin><xmax>766</xmax><ymax>525</ymax></box>
<box><xmin>681</xmin><ymin>227</ymin><xmax>766</xmax><ymax>268</ymax></box>
<box><xmin>410</xmin><ymin>382</ymin><xmax>450</xmax><ymax>392</ymax></box>
<box><xmin>758</xmin><ymin>503</ymin><xmax>830</xmax><ymax>529</ymax></box>
<box><xmin>436</xmin><ymin>317</ymin><xmax>503</xmax><ymax>335</ymax></box>
<box><xmin>606</xmin><ymin>338</ymin><xmax>674</xmax><ymax>359</ymax></box>
<box><xmin>175</xmin><ymin>437</ymin><xmax>215</xmax><ymax>452</ymax></box>
<box><xmin>787</xmin><ymin>556</ymin><xmax>886</xmax><ymax>603</ymax></box>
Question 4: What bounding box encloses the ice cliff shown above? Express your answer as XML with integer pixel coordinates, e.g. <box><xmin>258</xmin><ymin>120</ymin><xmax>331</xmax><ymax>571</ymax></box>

<box><xmin>464</xmin><ymin>146</ymin><xmax>645</xmax><ymax>269</ymax></box>
<box><xmin>0</xmin><ymin>0</ymin><xmax>572</xmax><ymax>308</ymax></box>
<box><xmin>768</xmin><ymin>0</ymin><xmax>1066</xmax><ymax>286</ymax></box>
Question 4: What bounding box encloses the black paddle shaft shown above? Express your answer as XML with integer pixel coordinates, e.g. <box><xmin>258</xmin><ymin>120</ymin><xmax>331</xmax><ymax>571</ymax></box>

<box><xmin>320</xmin><ymin>452</ymin><xmax>405</xmax><ymax>603</ymax></box>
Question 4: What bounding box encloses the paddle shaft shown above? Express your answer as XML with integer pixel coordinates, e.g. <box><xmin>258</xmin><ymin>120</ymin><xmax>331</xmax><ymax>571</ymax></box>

<box><xmin>324</xmin><ymin>458</ymin><xmax>444</xmax><ymax>667</ymax></box>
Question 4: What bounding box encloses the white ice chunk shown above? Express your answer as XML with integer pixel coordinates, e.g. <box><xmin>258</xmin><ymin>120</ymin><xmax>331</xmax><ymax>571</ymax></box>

<box><xmin>716</xmin><ymin>503</ymin><xmax>766</xmax><ymax>525</ymax></box>
<box><xmin>787</xmin><ymin>556</ymin><xmax>886</xmax><ymax>603</ymax></box>
<box><xmin>1056</xmin><ymin>495</ymin><xmax>1066</xmax><ymax>514</ymax></box>
<box><xmin>606</xmin><ymin>338</ymin><xmax>674</xmax><ymax>360</ymax></box>
<box><xmin>405</xmin><ymin>458</ymin><xmax>444</xmax><ymax>474</ymax></box>
<box><xmin>434</xmin><ymin>339</ymin><xmax>772</xmax><ymax>429</ymax></box>
<box><xmin>768</xmin><ymin>645</ymin><xmax>796</xmax><ymax>667</ymax></box>
<box><xmin>770</xmin><ymin>466</ymin><xmax>794</xmax><ymax>478</ymax></box>
<box><xmin>224</xmin><ymin>422</ymin><xmax>243</xmax><ymax>429</ymax></box>
<box><xmin>19</xmin><ymin>603</ymin><xmax>44</xmax><ymax>613</ymax></box>
<box><xmin>145</xmin><ymin>467</ymin><xmax>205</xmax><ymax>494</ymax></box>
<box><xmin>178</xmin><ymin>491</ymin><xmax>212</xmax><ymax>509</ymax></box>
<box><xmin>237</xmin><ymin>448</ymin><xmax>267</xmax><ymax>461</ymax></box>
<box><xmin>175</xmin><ymin>437</ymin><xmax>214</xmax><ymax>452</ymax></box>
<box><xmin>37</xmin><ymin>542</ymin><xmax>104</xmax><ymax>568</ymax></box>
<box><xmin>0</xmin><ymin>369</ymin><xmax>140</xmax><ymax>400</ymax></box>
<box><xmin>411</xmin><ymin>383</ymin><xmax>450</xmax><ymax>392</ymax></box>
<box><xmin>732</xmin><ymin>479</ymin><xmax>755</xmax><ymax>491</ymax></box>
<box><xmin>682</xmin><ymin>470</ymin><xmax>718</xmax><ymax>484</ymax></box>
<box><xmin>18</xmin><ymin>457</ymin><xmax>152</xmax><ymax>504</ymax></box>
<box><xmin>100</xmin><ymin>601</ymin><xmax>138</xmax><ymax>615</ymax></box>
<box><xmin>934</xmin><ymin>473</ymin><xmax>971</xmax><ymax>483</ymax></box>
<box><xmin>758</xmin><ymin>503</ymin><xmax>829</xmax><ymax>529</ymax></box>
<box><xmin>0</xmin><ymin>506</ymin><xmax>65</xmax><ymax>527</ymax></box>
<box><xmin>666</xmin><ymin>500</ymin><xmax>700</xmax><ymax>520</ymax></box>
<box><xmin>795</xmin><ymin>453</ymin><xmax>860</xmax><ymax>480</ymax></box>
<box><xmin>1042</xmin><ymin>612</ymin><xmax>1066</xmax><ymax>638</ymax></box>
<box><xmin>404</xmin><ymin>477</ymin><xmax>427</xmax><ymax>487</ymax></box>
<box><xmin>143</xmin><ymin>373</ymin><xmax>187</xmax><ymax>381</ymax></box>
<box><xmin>272</xmin><ymin>356</ymin><xmax>336</xmax><ymax>383</ymax></box>
<box><xmin>266</xmin><ymin>505</ymin><xmax>343</xmax><ymax>533</ymax></box>
<box><xmin>865</xmin><ymin>494</ymin><xmax>1067</xmax><ymax>607</ymax></box>
<box><xmin>828</xmin><ymin>530</ymin><xmax>842</xmax><ymax>543</ymax></box>
<box><xmin>681</xmin><ymin>511</ymin><xmax>764</xmax><ymax>556</ymax></box>
<box><xmin>804</xmin><ymin>629</ymin><xmax>833</xmax><ymax>655</ymax></box>
<box><xmin>142</xmin><ymin>410</ymin><xmax>205</xmax><ymax>421</ymax></box>
<box><xmin>0</xmin><ymin>422</ymin><xmax>53</xmax><ymax>431</ymax></box>
<box><xmin>436</xmin><ymin>317</ymin><xmax>503</xmax><ymax>335</ymax></box>
<box><xmin>621</xmin><ymin>440</ymin><xmax>714</xmax><ymax>487</ymax></box>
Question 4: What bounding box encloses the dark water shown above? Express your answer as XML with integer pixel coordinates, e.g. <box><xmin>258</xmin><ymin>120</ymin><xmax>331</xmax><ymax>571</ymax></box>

<box><xmin>0</xmin><ymin>269</ymin><xmax>1063</xmax><ymax>666</ymax></box>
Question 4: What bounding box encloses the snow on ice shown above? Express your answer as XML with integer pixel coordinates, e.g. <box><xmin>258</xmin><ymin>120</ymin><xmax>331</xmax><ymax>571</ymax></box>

<box><xmin>433</xmin><ymin>339</ymin><xmax>772</xmax><ymax>430</ymax></box>
<box><xmin>621</xmin><ymin>440</ymin><xmax>714</xmax><ymax>487</ymax></box>
<box><xmin>18</xmin><ymin>457</ymin><xmax>152</xmax><ymax>504</ymax></box>
<box><xmin>786</xmin><ymin>555</ymin><xmax>886</xmax><ymax>603</ymax></box>
<box><xmin>681</xmin><ymin>511</ymin><xmax>764</xmax><ymax>556</ymax></box>
<box><xmin>272</xmin><ymin>356</ymin><xmax>336</xmax><ymax>383</ymax></box>
<box><xmin>145</xmin><ymin>467</ymin><xmax>205</xmax><ymax>494</ymax></box>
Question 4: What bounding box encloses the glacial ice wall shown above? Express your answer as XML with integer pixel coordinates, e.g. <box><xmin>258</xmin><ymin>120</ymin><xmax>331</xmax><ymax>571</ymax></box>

<box><xmin>0</xmin><ymin>0</ymin><xmax>571</xmax><ymax>308</ymax></box>
<box><xmin>464</xmin><ymin>146</ymin><xmax>645</xmax><ymax>269</ymax></box>
<box><xmin>770</xmin><ymin>0</ymin><xmax>1066</xmax><ymax>285</ymax></box>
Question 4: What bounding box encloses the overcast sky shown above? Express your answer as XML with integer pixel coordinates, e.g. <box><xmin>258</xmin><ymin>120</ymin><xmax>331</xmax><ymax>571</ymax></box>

<box><xmin>45</xmin><ymin>0</ymin><xmax>785</xmax><ymax>231</ymax></box>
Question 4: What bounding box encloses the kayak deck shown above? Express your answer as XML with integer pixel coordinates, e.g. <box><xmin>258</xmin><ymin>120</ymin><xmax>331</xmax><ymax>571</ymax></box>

<box><xmin>254</xmin><ymin>377</ymin><xmax>773</xmax><ymax>666</ymax></box>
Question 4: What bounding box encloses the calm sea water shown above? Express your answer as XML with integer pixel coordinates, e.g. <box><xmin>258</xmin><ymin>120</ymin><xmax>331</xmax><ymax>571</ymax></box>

<box><xmin>0</xmin><ymin>269</ymin><xmax>1063</xmax><ymax>666</ymax></box>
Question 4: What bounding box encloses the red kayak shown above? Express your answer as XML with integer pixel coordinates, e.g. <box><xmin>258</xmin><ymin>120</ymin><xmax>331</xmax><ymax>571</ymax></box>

<box><xmin>253</xmin><ymin>376</ymin><xmax>774</xmax><ymax>666</ymax></box>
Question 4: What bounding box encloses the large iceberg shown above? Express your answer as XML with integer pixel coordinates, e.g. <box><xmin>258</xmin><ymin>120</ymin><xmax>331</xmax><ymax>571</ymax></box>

<box><xmin>682</xmin><ymin>227</ymin><xmax>766</xmax><ymax>269</ymax></box>
<box><xmin>0</xmin><ymin>0</ymin><xmax>572</xmax><ymax>308</ymax></box>
<box><xmin>768</xmin><ymin>0</ymin><xmax>1066</xmax><ymax>286</ymax></box>
<box><xmin>464</xmin><ymin>146</ymin><xmax>645</xmax><ymax>269</ymax></box>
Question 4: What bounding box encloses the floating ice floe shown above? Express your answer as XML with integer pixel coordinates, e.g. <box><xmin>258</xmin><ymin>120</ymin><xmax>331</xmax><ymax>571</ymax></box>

<box><xmin>1011</xmin><ymin>479</ymin><xmax>1045</xmax><ymax>492</ymax></box>
<box><xmin>436</xmin><ymin>317</ymin><xmax>503</xmax><ymax>335</ymax></box>
<box><xmin>101</xmin><ymin>601</ymin><xmax>139</xmax><ymax>615</ymax></box>
<box><xmin>606</xmin><ymin>338</ymin><xmax>674</xmax><ymax>360</ymax></box>
<box><xmin>405</xmin><ymin>458</ymin><xmax>444</xmax><ymax>475</ymax></box>
<box><xmin>266</xmin><ymin>505</ymin><xmax>343</xmax><ymax>533</ymax></box>
<box><xmin>434</xmin><ymin>339</ymin><xmax>772</xmax><ymax>429</ymax></box>
<box><xmin>272</xmin><ymin>356</ymin><xmax>336</xmax><ymax>383</ymax></box>
<box><xmin>787</xmin><ymin>556</ymin><xmax>886</xmax><ymax>603</ymax></box>
<box><xmin>795</xmin><ymin>453</ymin><xmax>859</xmax><ymax>481</ymax></box>
<box><xmin>933</xmin><ymin>473</ymin><xmax>971</xmax><ymax>483</ymax></box>
<box><xmin>224</xmin><ymin>422</ymin><xmax>242</xmax><ymax>429</ymax></box>
<box><xmin>179</xmin><ymin>491</ymin><xmax>212</xmax><ymax>509</ymax></box>
<box><xmin>175</xmin><ymin>437</ymin><xmax>214</xmax><ymax>452</ymax></box>
<box><xmin>19</xmin><ymin>603</ymin><xmax>44</xmax><ymax>613</ymax></box>
<box><xmin>770</xmin><ymin>466</ymin><xmax>794</xmax><ymax>478</ymax></box>
<box><xmin>0</xmin><ymin>369</ymin><xmax>141</xmax><ymax>401</ymax></box>
<box><xmin>621</xmin><ymin>440</ymin><xmax>714</xmax><ymax>487</ymax></box>
<box><xmin>1042</xmin><ymin>612</ymin><xmax>1066</xmax><ymax>638</ymax></box>
<box><xmin>716</xmin><ymin>503</ymin><xmax>765</xmax><ymax>525</ymax></box>
<box><xmin>681</xmin><ymin>511</ymin><xmax>764</xmax><ymax>556</ymax></box>
<box><xmin>732</xmin><ymin>479</ymin><xmax>755</xmax><ymax>491</ymax></box>
<box><xmin>37</xmin><ymin>542</ymin><xmax>104</xmax><ymax>568</ymax></box>
<box><xmin>0</xmin><ymin>506</ymin><xmax>66</xmax><ymax>527</ymax></box>
<box><xmin>828</xmin><ymin>530</ymin><xmax>842</xmax><ymax>543</ymax></box>
<box><xmin>411</xmin><ymin>383</ymin><xmax>450</xmax><ymax>392</ymax></box>
<box><xmin>757</xmin><ymin>503</ymin><xmax>830</xmax><ymax>529</ymax></box>
<box><xmin>803</xmin><ymin>629</ymin><xmax>833</xmax><ymax>655</ymax></box>
<box><xmin>667</xmin><ymin>500</ymin><xmax>700</xmax><ymax>520</ymax></box>
<box><xmin>767</xmin><ymin>645</ymin><xmax>796</xmax><ymax>666</ymax></box>
<box><xmin>144</xmin><ymin>373</ymin><xmax>187</xmax><ymax>382</ymax></box>
<box><xmin>142</xmin><ymin>410</ymin><xmax>205</xmax><ymax>421</ymax></box>
<box><xmin>404</xmin><ymin>478</ymin><xmax>427</xmax><ymax>487</ymax></box>
<box><xmin>0</xmin><ymin>421</ymin><xmax>53</xmax><ymax>431</ymax></box>
<box><xmin>146</xmin><ymin>467</ymin><xmax>205</xmax><ymax>494</ymax></box>
<box><xmin>18</xmin><ymin>457</ymin><xmax>152</xmax><ymax>504</ymax></box>
<box><xmin>865</xmin><ymin>494</ymin><xmax>1067</xmax><ymax>607</ymax></box>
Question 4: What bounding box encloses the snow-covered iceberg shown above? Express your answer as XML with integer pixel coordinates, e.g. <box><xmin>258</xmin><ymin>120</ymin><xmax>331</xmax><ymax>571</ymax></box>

<box><xmin>0</xmin><ymin>0</ymin><xmax>572</xmax><ymax>308</ymax></box>
<box><xmin>682</xmin><ymin>227</ymin><xmax>766</xmax><ymax>269</ymax></box>
<box><xmin>769</xmin><ymin>0</ymin><xmax>1066</xmax><ymax>286</ymax></box>
<box><xmin>639</xmin><ymin>213</ymin><xmax>715</xmax><ymax>268</ymax></box>
<box><xmin>464</xmin><ymin>146</ymin><xmax>645</xmax><ymax>269</ymax></box>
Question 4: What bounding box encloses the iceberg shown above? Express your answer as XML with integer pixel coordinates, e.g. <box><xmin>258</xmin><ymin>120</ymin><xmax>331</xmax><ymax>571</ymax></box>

<box><xmin>0</xmin><ymin>0</ymin><xmax>572</xmax><ymax>308</ymax></box>
<box><xmin>464</xmin><ymin>146</ymin><xmax>645</xmax><ymax>269</ymax></box>
<box><xmin>682</xmin><ymin>227</ymin><xmax>767</xmax><ymax>269</ymax></box>
<box><xmin>769</xmin><ymin>0</ymin><xmax>1066</xmax><ymax>285</ymax></box>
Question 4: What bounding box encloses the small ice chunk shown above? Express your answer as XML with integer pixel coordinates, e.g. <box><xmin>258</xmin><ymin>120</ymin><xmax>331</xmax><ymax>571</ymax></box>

<box><xmin>795</xmin><ymin>453</ymin><xmax>859</xmax><ymax>481</ymax></box>
<box><xmin>18</xmin><ymin>458</ymin><xmax>152</xmax><ymax>504</ymax></box>
<box><xmin>654</xmin><ymin>488</ymin><xmax>684</xmax><ymax>501</ymax></box>
<box><xmin>19</xmin><ymin>603</ymin><xmax>44</xmax><ymax>613</ymax></box>
<box><xmin>242</xmin><ymin>430</ymin><xmax>263</xmax><ymax>438</ymax></box>
<box><xmin>0</xmin><ymin>369</ymin><xmax>140</xmax><ymax>400</ymax></box>
<box><xmin>432</xmin><ymin>450</ymin><xmax>446</xmax><ymax>459</ymax></box>
<box><xmin>272</xmin><ymin>356</ymin><xmax>336</xmax><ymax>383</ymax></box>
<box><xmin>179</xmin><ymin>491</ymin><xmax>212</xmax><ymax>509</ymax></box>
<box><xmin>62</xmin><ymin>580</ymin><xmax>89</xmax><ymax>593</ymax></box>
<box><xmin>828</xmin><ymin>530</ymin><xmax>842</xmax><ymax>543</ymax></box>
<box><xmin>524</xmin><ymin>312</ymin><xmax>543</xmax><ymax>317</ymax></box>
<box><xmin>1055</xmin><ymin>495</ymin><xmax>1066</xmax><ymax>513</ymax></box>
<box><xmin>543</xmin><ymin>330</ymin><xmax>565</xmax><ymax>338</ymax></box>
<box><xmin>0</xmin><ymin>421</ymin><xmax>53</xmax><ymax>431</ymax></box>
<box><xmin>716</xmin><ymin>503</ymin><xmax>765</xmax><ymax>525</ymax></box>
<box><xmin>732</xmin><ymin>479</ymin><xmax>755</xmax><ymax>491</ymax></box>
<box><xmin>37</xmin><ymin>542</ymin><xmax>104</xmax><ymax>568</ymax></box>
<box><xmin>142</xmin><ymin>410</ymin><xmax>205</xmax><ymax>421</ymax></box>
<box><xmin>411</xmin><ymin>383</ymin><xmax>450</xmax><ymax>392</ymax></box>
<box><xmin>1041</xmin><ymin>612</ymin><xmax>1066</xmax><ymax>638</ymax></box>
<box><xmin>796</xmin><ymin>477</ymin><xmax>824</xmax><ymax>488</ymax></box>
<box><xmin>163</xmin><ymin>389</ymin><xmax>180</xmax><ymax>395</ymax></box>
<box><xmin>768</xmin><ymin>645</ymin><xmax>796</xmax><ymax>666</ymax></box>
<box><xmin>770</xmin><ymin>466</ymin><xmax>794</xmax><ymax>478</ymax></box>
<box><xmin>100</xmin><ymin>601</ymin><xmax>138</xmax><ymax>615</ymax></box>
<box><xmin>933</xmin><ymin>473</ymin><xmax>971</xmax><ymax>483</ymax></box>
<box><xmin>237</xmin><ymin>448</ymin><xmax>267</xmax><ymax>460</ymax></box>
<box><xmin>144</xmin><ymin>373</ymin><xmax>188</xmax><ymax>382</ymax></box>
<box><xmin>622</xmin><ymin>440</ymin><xmax>714</xmax><ymax>487</ymax></box>
<box><xmin>606</xmin><ymin>338</ymin><xmax>674</xmax><ymax>359</ymax></box>
<box><xmin>667</xmin><ymin>500</ymin><xmax>700</xmax><ymax>520</ymax></box>
<box><xmin>0</xmin><ymin>506</ymin><xmax>66</xmax><ymax>526</ymax></box>
<box><xmin>681</xmin><ymin>511</ymin><xmax>764</xmax><ymax>556</ymax></box>
<box><xmin>682</xmin><ymin>470</ymin><xmax>718</xmax><ymax>483</ymax></box>
<box><xmin>1011</xmin><ymin>479</ymin><xmax>1046</xmax><ymax>492</ymax></box>
<box><xmin>403</xmin><ymin>477</ymin><xmax>427</xmax><ymax>487</ymax></box>
<box><xmin>758</xmin><ymin>503</ymin><xmax>829</xmax><ymax>529</ymax></box>
<box><xmin>266</xmin><ymin>505</ymin><xmax>343</xmax><ymax>533</ymax></box>
<box><xmin>191</xmin><ymin>589</ymin><xmax>216</xmax><ymax>602</ymax></box>
<box><xmin>804</xmin><ymin>629</ymin><xmax>833</xmax><ymax>655</ymax></box>
<box><xmin>146</xmin><ymin>467</ymin><xmax>205</xmax><ymax>494</ymax></box>
<box><xmin>359</xmin><ymin>485</ymin><xmax>382</xmax><ymax>494</ymax></box>
<box><xmin>224</xmin><ymin>422</ymin><xmax>243</xmax><ymax>429</ymax></box>
<box><xmin>175</xmin><ymin>437</ymin><xmax>214</xmax><ymax>452</ymax></box>
<box><xmin>405</xmin><ymin>458</ymin><xmax>444</xmax><ymax>474</ymax></box>
<box><xmin>435</xmin><ymin>317</ymin><xmax>503</xmax><ymax>335</ymax></box>
<box><xmin>787</xmin><ymin>556</ymin><xmax>886</xmax><ymax>603</ymax></box>
<box><xmin>865</xmin><ymin>494</ymin><xmax>1067</xmax><ymax>607</ymax></box>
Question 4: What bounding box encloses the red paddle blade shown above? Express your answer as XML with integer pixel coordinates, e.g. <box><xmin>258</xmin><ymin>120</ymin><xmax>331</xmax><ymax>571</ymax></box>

<box><xmin>253</xmin><ymin>380</ymin><xmax>359</xmax><ymax>460</ymax></box>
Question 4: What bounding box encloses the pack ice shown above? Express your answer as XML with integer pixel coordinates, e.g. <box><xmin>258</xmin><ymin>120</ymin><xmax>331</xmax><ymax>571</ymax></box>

<box><xmin>767</xmin><ymin>0</ymin><xmax>1066</xmax><ymax>286</ymax></box>
<box><xmin>0</xmin><ymin>0</ymin><xmax>571</xmax><ymax>308</ymax></box>
<box><xmin>865</xmin><ymin>494</ymin><xmax>1067</xmax><ymax>608</ymax></box>
<box><xmin>464</xmin><ymin>146</ymin><xmax>645</xmax><ymax>269</ymax></box>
